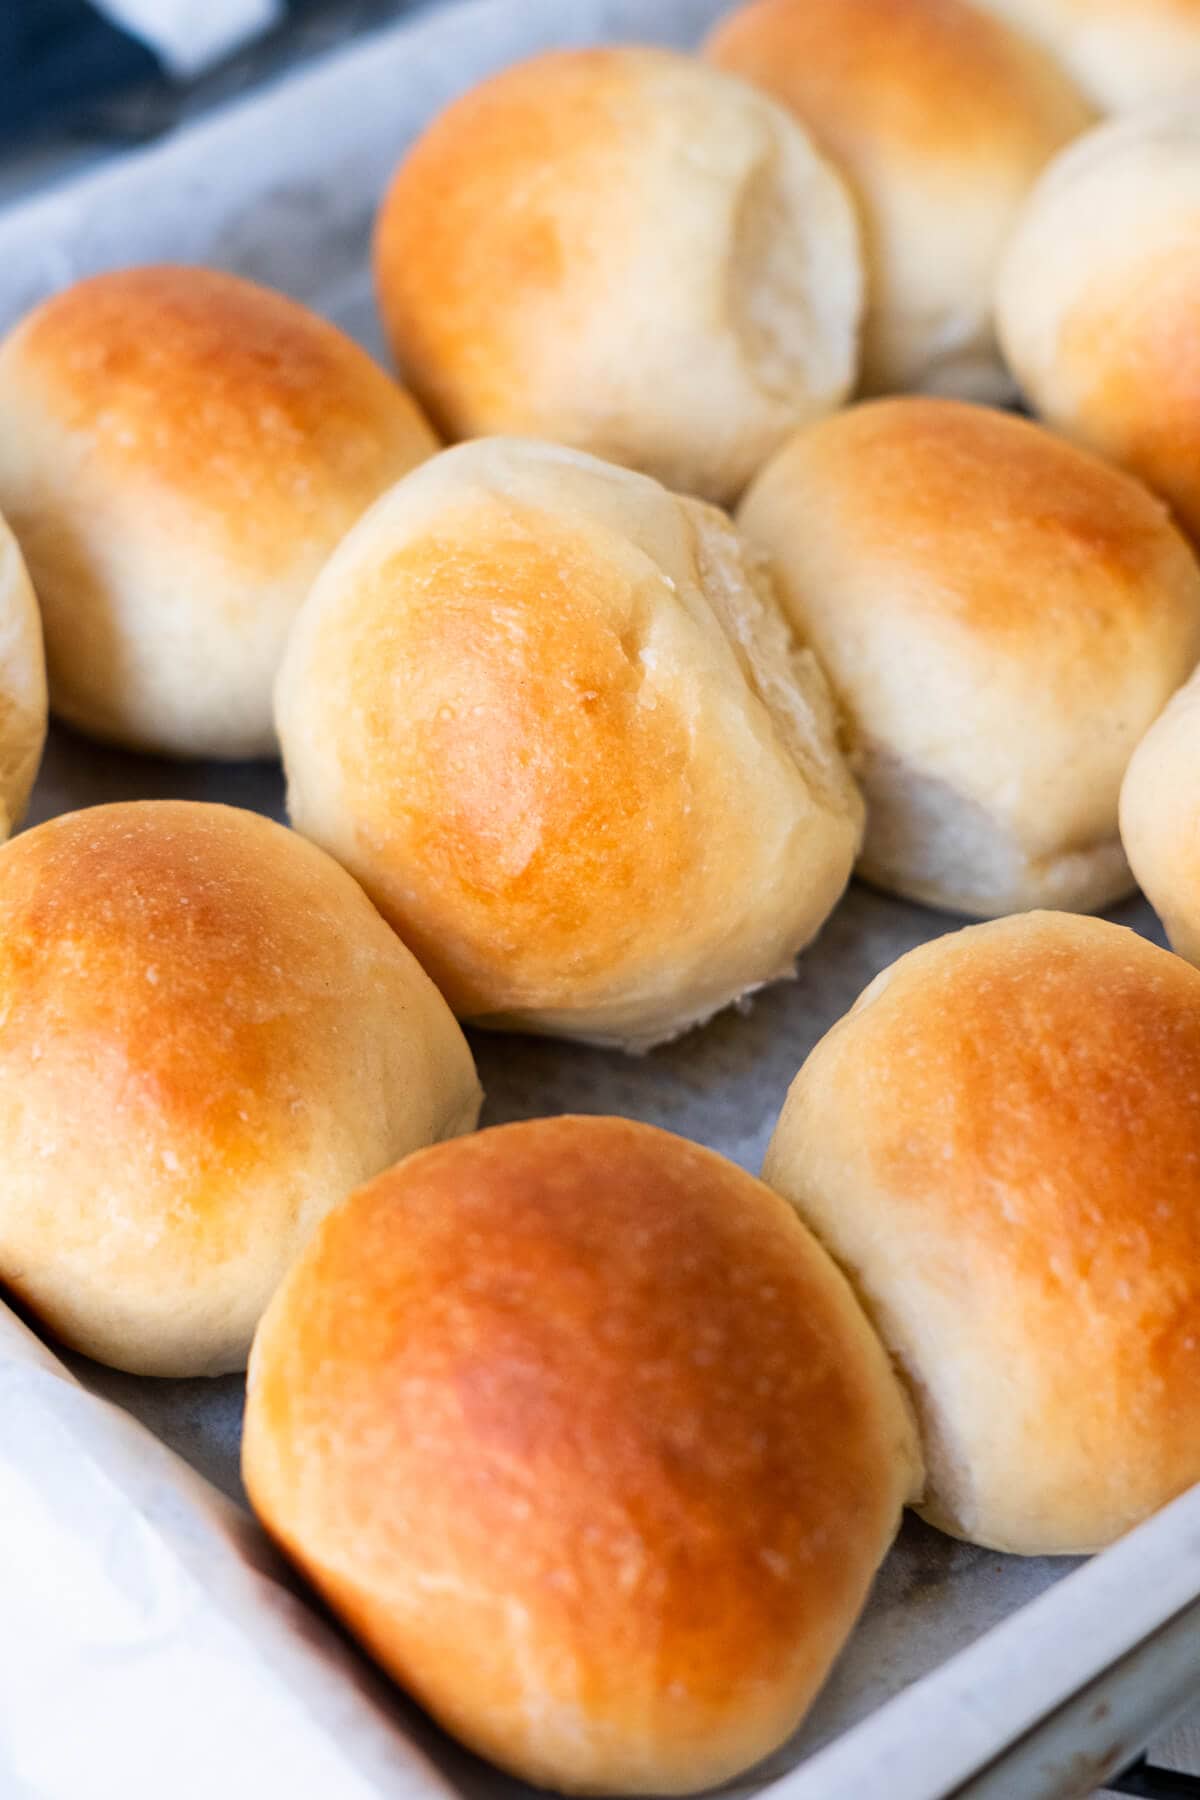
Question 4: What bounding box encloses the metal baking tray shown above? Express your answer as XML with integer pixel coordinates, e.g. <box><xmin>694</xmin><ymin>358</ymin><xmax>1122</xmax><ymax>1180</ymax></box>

<box><xmin>1</xmin><ymin>2</ymin><xmax>1198</xmax><ymax>1795</ymax></box>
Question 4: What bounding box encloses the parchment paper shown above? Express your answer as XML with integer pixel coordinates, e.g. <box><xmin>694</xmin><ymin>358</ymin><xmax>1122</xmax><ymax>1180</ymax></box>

<box><xmin>0</xmin><ymin>1</ymin><xmax>1181</xmax><ymax>1794</ymax></box>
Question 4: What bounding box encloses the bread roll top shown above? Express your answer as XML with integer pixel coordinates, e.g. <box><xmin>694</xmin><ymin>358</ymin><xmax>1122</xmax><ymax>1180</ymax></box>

<box><xmin>375</xmin><ymin>45</ymin><xmax>862</xmax><ymax>503</ymax></box>
<box><xmin>707</xmin><ymin>0</ymin><xmax>1092</xmax><ymax>395</ymax></box>
<box><xmin>739</xmin><ymin>396</ymin><xmax>1200</xmax><ymax>915</ymax></box>
<box><xmin>246</xmin><ymin>1115</ymin><xmax>920</xmax><ymax>1794</ymax></box>
<box><xmin>277</xmin><ymin>437</ymin><xmax>863</xmax><ymax>1048</ymax></box>
<box><xmin>0</xmin><ymin>800</ymin><xmax>480</xmax><ymax>1375</ymax></box>
<box><xmin>766</xmin><ymin>911</ymin><xmax>1200</xmax><ymax>1553</ymax></box>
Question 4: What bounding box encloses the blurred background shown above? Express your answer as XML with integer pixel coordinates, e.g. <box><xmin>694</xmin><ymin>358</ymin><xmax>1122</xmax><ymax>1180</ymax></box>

<box><xmin>0</xmin><ymin>0</ymin><xmax>436</xmax><ymax>205</ymax></box>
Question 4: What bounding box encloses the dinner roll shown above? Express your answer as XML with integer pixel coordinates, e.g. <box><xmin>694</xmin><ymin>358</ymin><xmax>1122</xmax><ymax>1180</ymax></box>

<box><xmin>373</xmin><ymin>47</ymin><xmax>861</xmax><ymax>505</ymax></box>
<box><xmin>997</xmin><ymin>102</ymin><xmax>1200</xmax><ymax>546</ymax></box>
<box><xmin>0</xmin><ymin>509</ymin><xmax>46</xmax><ymax>840</ymax></box>
<box><xmin>706</xmin><ymin>0</ymin><xmax>1092</xmax><ymax>399</ymax></box>
<box><xmin>1121</xmin><ymin>670</ymin><xmax>1200</xmax><ymax>962</ymax></box>
<box><xmin>276</xmin><ymin>437</ymin><xmax>863</xmax><ymax>1049</ymax></box>
<box><xmin>244</xmin><ymin>1116</ymin><xmax>921</xmax><ymax>1795</ymax></box>
<box><xmin>765</xmin><ymin>911</ymin><xmax>1200</xmax><ymax>1555</ymax></box>
<box><xmin>738</xmin><ymin>397</ymin><xmax>1200</xmax><ymax>917</ymax></box>
<box><xmin>971</xmin><ymin>0</ymin><xmax>1200</xmax><ymax>113</ymax></box>
<box><xmin>0</xmin><ymin>802</ymin><xmax>480</xmax><ymax>1377</ymax></box>
<box><xmin>0</xmin><ymin>267</ymin><xmax>437</xmax><ymax>759</ymax></box>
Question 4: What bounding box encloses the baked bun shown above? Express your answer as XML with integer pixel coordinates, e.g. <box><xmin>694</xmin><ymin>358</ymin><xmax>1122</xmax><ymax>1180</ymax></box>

<box><xmin>0</xmin><ymin>508</ymin><xmax>46</xmax><ymax>839</ymax></box>
<box><xmin>738</xmin><ymin>397</ymin><xmax>1200</xmax><ymax>916</ymax></box>
<box><xmin>276</xmin><ymin>437</ymin><xmax>863</xmax><ymax>1050</ymax></box>
<box><xmin>1121</xmin><ymin>669</ymin><xmax>1200</xmax><ymax>962</ymax></box>
<box><xmin>971</xmin><ymin>0</ymin><xmax>1200</xmax><ymax>113</ymax></box>
<box><xmin>373</xmin><ymin>47</ymin><xmax>861</xmax><ymax>505</ymax></box>
<box><xmin>997</xmin><ymin>102</ymin><xmax>1200</xmax><ymax>547</ymax></box>
<box><xmin>706</xmin><ymin>0</ymin><xmax>1092</xmax><ymax>399</ymax></box>
<box><xmin>0</xmin><ymin>801</ymin><xmax>480</xmax><ymax>1377</ymax></box>
<box><xmin>0</xmin><ymin>267</ymin><xmax>437</xmax><ymax>759</ymax></box>
<box><xmin>765</xmin><ymin>911</ymin><xmax>1200</xmax><ymax>1555</ymax></box>
<box><xmin>244</xmin><ymin>1116</ymin><xmax>921</xmax><ymax>1795</ymax></box>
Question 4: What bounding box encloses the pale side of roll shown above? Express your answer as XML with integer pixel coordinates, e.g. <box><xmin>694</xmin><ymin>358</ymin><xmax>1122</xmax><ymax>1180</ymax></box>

<box><xmin>765</xmin><ymin>911</ymin><xmax>1200</xmax><ymax>1556</ymax></box>
<box><xmin>0</xmin><ymin>267</ymin><xmax>438</xmax><ymax>759</ymax></box>
<box><xmin>0</xmin><ymin>801</ymin><xmax>481</xmax><ymax>1377</ymax></box>
<box><xmin>276</xmin><ymin>437</ymin><xmax>863</xmax><ymax>1050</ymax></box>
<box><xmin>1121</xmin><ymin>669</ymin><xmax>1200</xmax><ymax>962</ymax></box>
<box><xmin>245</xmin><ymin>1116</ymin><xmax>922</xmax><ymax>1796</ymax></box>
<box><xmin>738</xmin><ymin>397</ymin><xmax>1200</xmax><ymax>917</ymax></box>
<box><xmin>706</xmin><ymin>0</ymin><xmax>1093</xmax><ymax>399</ymax></box>
<box><xmin>997</xmin><ymin>101</ymin><xmax>1200</xmax><ymax>547</ymax></box>
<box><xmin>0</xmin><ymin>509</ymin><xmax>46</xmax><ymax>840</ymax></box>
<box><xmin>374</xmin><ymin>46</ymin><xmax>862</xmax><ymax>505</ymax></box>
<box><xmin>971</xmin><ymin>0</ymin><xmax>1200</xmax><ymax>113</ymax></box>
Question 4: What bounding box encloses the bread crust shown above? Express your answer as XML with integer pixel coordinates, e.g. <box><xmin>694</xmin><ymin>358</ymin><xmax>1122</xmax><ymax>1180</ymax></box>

<box><xmin>244</xmin><ymin>1116</ymin><xmax>921</xmax><ymax>1794</ymax></box>
<box><xmin>0</xmin><ymin>267</ymin><xmax>437</xmax><ymax>757</ymax></box>
<box><xmin>766</xmin><ymin>911</ymin><xmax>1200</xmax><ymax>1553</ymax></box>
<box><xmin>739</xmin><ymin>397</ymin><xmax>1200</xmax><ymax>915</ymax></box>
<box><xmin>0</xmin><ymin>800</ymin><xmax>481</xmax><ymax>1375</ymax></box>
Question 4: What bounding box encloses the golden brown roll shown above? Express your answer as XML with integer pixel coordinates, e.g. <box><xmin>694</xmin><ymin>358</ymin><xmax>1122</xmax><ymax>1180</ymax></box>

<box><xmin>0</xmin><ymin>801</ymin><xmax>480</xmax><ymax>1377</ymax></box>
<box><xmin>764</xmin><ymin>911</ymin><xmax>1200</xmax><ymax>1556</ymax></box>
<box><xmin>971</xmin><ymin>0</ymin><xmax>1200</xmax><ymax>112</ymax></box>
<box><xmin>1120</xmin><ymin>668</ymin><xmax>1200</xmax><ymax>962</ymax></box>
<box><xmin>0</xmin><ymin>267</ymin><xmax>438</xmax><ymax>759</ymax></box>
<box><xmin>997</xmin><ymin>101</ymin><xmax>1200</xmax><ymax>546</ymax></box>
<box><xmin>276</xmin><ymin>436</ymin><xmax>864</xmax><ymax>1049</ymax></box>
<box><xmin>706</xmin><ymin>0</ymin><xmax>1092</xmax><ymax>399</ymax></box>
<box><xmin>373</xmin><ymin>46</ymin><xmax>862</xmax><ymax>505</ymax></box>
<box><xmin>0</xmin><ymin>508</ymin><xmax>46</xmax><ymax>839</ymax></box>
<box><xmin>244</xmin><ymin>1116</ymin><xmax>922</xmax><ymax>1796</ymax></box>
<box><xmin>738</xmin><ymin>397</ymin><xmax>1200</xmax><ymax>917</ymax></box>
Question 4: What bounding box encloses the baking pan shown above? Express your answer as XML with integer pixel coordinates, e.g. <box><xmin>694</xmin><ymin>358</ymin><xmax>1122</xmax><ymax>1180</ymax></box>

<box><xmin>0</xmin><ymin>3</ymin><xmax>1196</xmax><ymax>1795</ymax></box>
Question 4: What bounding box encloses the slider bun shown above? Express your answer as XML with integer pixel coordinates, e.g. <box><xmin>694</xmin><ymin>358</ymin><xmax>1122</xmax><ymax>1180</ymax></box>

<box><xmin>765</xmin><ymin>911</ymin><xmax>1200</xmax><ymax>1555</ymax></box>
<box><xmin>0</xmin><ymin>509</ymin><xmax>46</xmax><ymax>839</ymax></box>
<box><xmin>971</xmin><ymin>0</ymin><xmax>1200</xmax><ymax>112</ymax></box>
<box><xmin>0</xmin><ymin>267</ymin><xmax>438</xmax><ymax>758</ymax></box>
<box><xmin>243</xmin><ymin>1116</ymin><xmax>922</xmax><ymax>1796</ymax></box>
<box><xmin>276</xmin><ymin>437</ymin><xmax>864</xmax><ymax>1050</ymax></box>
<box><xmin>738</xmin><ymin>397</ymin><xmax>1200</xmax><ymax>916</ymax></box>
<box><xmin>997</xmin><ymin>101</ymin><xmax>1200</xmax><ymax>547</ymax></box>
<box><xmin>706</xmin><ymin>0</ymin><xmax>1093</xmax><ymax>398</ymax></box>
<box><xmin>0</xmin><ymin>801</ymin><xmax>480</xmax><ymax>1377</ymax></box>
<box><xmin>1121</xmin><ymin>668</ymin><xmax>1200</xmax><ymax>962</ymax></box>
<box><xmin>373</xmin><ymin>46</ymin><xmax>862</xmax><ymax>505</ymax></box>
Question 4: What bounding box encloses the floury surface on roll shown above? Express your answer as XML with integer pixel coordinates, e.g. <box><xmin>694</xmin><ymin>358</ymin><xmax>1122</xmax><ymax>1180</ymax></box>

<box><xmin>970</xmin><ymin>0</ymin><xmax>1200</xmax><ymax>113</ymax></box>
<box><xmin>764</xmin><ymin>912</ymin><xmax>1200</xmax><ymax>1556</ymax></box>
<box><xmin>0</xmin><ymin>802</ymin><xmax>480</xmax><ymax>1377</ymax></box>
<box><xmin>276</xmin><ymin>437</ymin><xmax>864</xmax><ymax>1050</ymax></box>
<box><xmin>0</xmin><ymin>508</ymin><xmax>46</xmax><ymax>841</ymax></box>
<box><xmin>1121</xmin><ymin>667</ymin><xmax>1200</xmax><ymax>964</ymax></box>
<box><xmin>373</xmin><ymin>46</ymin><xmax>862</xmax><ymax>505</ymax></box>
<box><xmin>738</xmin><ymin>397</ymin><xmax>1200</xmax><ymax>917</ymax></box>
<box><xmin>705</xmin><ymin>0</ymin><xmax>1092</xmax><ymax>399</ymax></box>
<box><xmin>0</xmin><ymin>267</ymin><xmax>438</xmax><ymax>759</ymax></box>
<box><xmin>997</xmin><ymin>101</ymin><xmax>1200</xmax><ymax>548</ymax></box>
<box><xmin>244</xmin><ymin>1116</ymin><xmax>922</xmax><ymax>1797</ymax></box>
